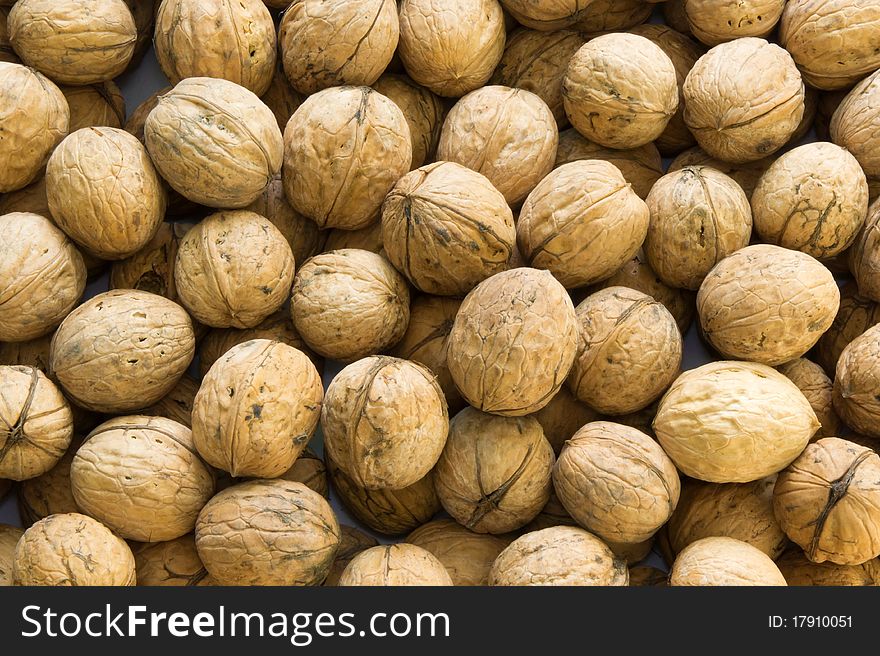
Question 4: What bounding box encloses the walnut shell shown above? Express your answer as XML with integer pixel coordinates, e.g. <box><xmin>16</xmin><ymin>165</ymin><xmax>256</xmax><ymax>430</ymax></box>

<box><xmin>323</xmin><ymin>222</ymin><xmax>386</xmax><ymax>257</ymax></box>
<box><xmin>490</xmin><ymin>29</ymin><xmax>585</xmax><ymax>129</ymax></box>
<box><xmin>195</xmin><ymin>479</ymin><xmax>340</xmax><ymax>586</ymax></box>
<box><xmin>47</xmin><ymin>127</ymin><xmax>166</xmax><ymax>260</ymax></box>
<box><xmin>816</xmin><ymin>282</ymin><xmax>880</xmax><ymax>376</ymax></box>
<box><xmin>437</xmin><ymin>85</ymin><xmax>558</xmax><ymax>205</ymax></box>
<box><xmin>529</xmin><ymin>385</ymin><xmax>599</xmax><ymax>455</ymax></box>
<box><xmin>133</xmin><ymin>534</ymin><xmax>214</xmax><ymax>586</ymax></box>
<box><xmin>780</xmin><ymin>0</ymin><xmax>880</xmax><ymax>90</ymax></box>
<box><xmin>778</xmin><ymin>358</ymin><xmax>840</xmax><ymax>440</ymax></box>
<box><xmin>406</xmin><ymin>518</ymin><xmax>508</xmax><ymax>585</ymax></box>
<box><xmin>391</xmin><ymin>295</ymin><xmax>464</xmax><ymax>414</ymax></box>
<box><xmin>322</xmin><ymin>356</ymin><xmax>447</xmax><ymax>490</ymax></box>
<box><xmin>17</xmin><ymin>445</ymin><xmax>79</xmax><ymax>527</ymax></box>
<box><xmin>654</xmin><ymin>361</ymin><xmax>820</xmax><ymax>483</ymax></box>
<box><xmin>142</xmin><ymin>375</ymin><xmax>199</xmax><ymax>429</ymax></box>
<box><xmin>833</xmin><ymin>324</ymin><xmax>880</xmax><ymax>438</ymax></box>
<box><xmin>668</xmin><ymin>147</ymin><xmax>772</xmax><ymax>197</ymax></box>
<box><xmin>664</xmin><ymin>0</ymin><xmax>692</xmax><ymax>34</ymax></box>
<box><xmin>563</xmin><ymin>33</ymin><xmax>678</xmax><ymax>149</ymax></box>
<box><xmin>0</xmin><ymin>524</ymin><xmax>23</xmax><ymax>586</ymax></box>
<box><xmin>571</xmin><ymin>0</ymin><xmax>652</xmax><ymax>34</ymax></box>
<box><xmin>0</xmin><ymin>175</ymin><xmax>50</xmax><ymax>217</ymax></box>
<box><xmin>0</xmin><ymin>213</ymin><xmax>86</xmax><ymax>342</ymax></box>
<box><xmin>0</xmin><ymin>7</ymin><xmax>18</xmax><ymax>64</ymax></box>
<box><xmin>489</xmin><ymin>526</ymin><xmax>629</xmax><ymax>586</ymax></box>
<box><xmin>398</xmin><ymin>0</ymin><xmax>505</xmax><ymax>97</ymax></box>
<box><xmin>260</xmin><ymin>62</ymin><xmax>304</xmax><ymax>131</ymax></box>
<box><xmin>282</xmin><ymin>86</ymin><xmax>411</xmax><ymax>230</ymax></box>
<box><xmin>776</xmin><ymin>549</ymin><xmax>880</xmax><ymax>586</ymax></box>
<box><xmin>175</xmin><ymin>210</ymin><xmax>294</xmax><ymax>329</ymax></box>
<box><xmin>0</xmin><ymin>335</ymin><xmax>51</xmax><ymax>372</ymax></box>
<box><xmin>154</xmin><ymin>0</ymin><xmax>276</xmax><ymax>96</ymax></box>
<box><xmin>684</xmin><ymin>0</ymin><xmax>784</xmax><ymax>46</ymax></box>
<box><xmin>124</xmin><ymin>0</ymin><xmax>155</xmax><ymax>70</ymax></box>
<box><xmin>629</xmin><ymin>565</ymin><xmax>668</xmax><ymax>587</ymax></box>
<box><xmin>291</xmin><ymin>249</ymin><xmax>410</xmax><ymax>361</ymax></box>
<box><xmin>447</xmin><ymin>268</ymin><xmax>578</xmax><ymax>416</ymax></box>
<box><xmin>554</xmin><ymin>129</ymin><xmax>662</xmax><ymax>199</ymax></box>
<box><xmin>279</xmin><ymin>0</ymin><xmax>397</xmax><ymax>95</ymax></box>
<box><xmin>523</xmin><ymin>487</ymin><xmax>578</xmax><ymax>533</ymax></box>
<box><xmin>499</xmin><ymin>0</ymin><xmax>593</xmax><ymax>30</ymax></box>
<box><xmin>278</xmin><ymin>448</ymin><xmax>328</xmax><ymax>499</ymax></box>
<box><xmin>323</xmin><ymin>525</ymin><xmax>379</xmax><ymax>586</ymax></box>
<box><xmin>568</xmin><ymin>288</ymin><xmax>683</xmax><ymax>415</ymax></box>
<box><xmin>382</xmin><ymin>161</ymin><xmax>516</xmax><ymax>296</ymax></box>
<box><xmin>666</xmin><ymin>476</ymin><xmax>787</xmax><ymax>560</ymax></box>
<box><xmin>774</xmin><ymin>438</ymin><xmax>880</xmax><ymax>565</ymax></box>
<box><xmin>372</xmin><ymin>74</ymin><xmax>444</xmax><ymax>170</ymax></box>
<box><xmin>145</xmin><ymin>77</ymin><xmax>282</xmax><ymax>208</ymax></box>
<box><xmin>13</xmin><ymin>513</ymin><xmax>136</xmax><ymax>586</ymax></box>
<box><xmin>338</xmin><ymin>544</ymin><xmax>453</xmax><ymax>586</ymax></box>
<box><xmin>697</xmin><ymin>244</ymin><xmax>839</xmax><ymax>365</ymax></box>
<box><xmin>554</xmin><ymin>422</ymin><xmax>680</xmax><ymax>544</ymax></box>
<box><xmin>49</xmin><ymin>289</ymin><xmax>195</xmax><ymax>413</ymax></box>
<box><xmin>0</xmin><ymin>63</ymin><xmax>68</xmax><ymax>193</ymax></box>
<box><xmin>683</xmin><ymin>38</ymin><xmax>805</xmax><ymax>163</ymax></box>
<box><xmin>62</xmin><ymin>82</ymin><xmax>126</xmax><ymax>132</ymax></box>
<box><xmin>110</xmin><ymin>222</ymin><xmax>191</xmax><ymax>303</ymax></box>
<box><xmin>645</xmin><ymin>166</ymin><xmax>752</xmax><ymax>291</ymax></box>
<box><xmin>629</xmin><ymin>24</ymin><xmax>703</xmax><ymax>156</ymax></box>
<box><xmin>670</xmin><ymin>536</ymin><xmax>787</xmax><ymax>586</ymax></box>
<box><xmin>193</xmin><ymin>340</ymin><xmax>323</xmax><ymax>478</ymax></box>
<box><xmin>71</xmin><ymin>416</ymin><xmax>214</xmax><ymax>542</ymax></box>
<box><xmin>8</xmin><ymin>0</ymin><xmax>136</xmax><ymax>85</ymax></box>
<box><xmin>850</xmin><ymin>198</ymin><xmax>880</xmax><ymax>302</ymax></box>
<box><xmin>751</xmin><ymin>142</ymin><xmax>868</xmax><ymax>259</ymax></box>
<box><xmin>434</xmin><ymin>407</ymin><xmax>554</xmax><ymax>534</ymax></box>
<box><xmin>327</xmin><ymin>457</ymin><xmax>440</xmax><ymax>535</ymax></box>
<box><xmin>831</xmin><ymin>70</ymin><xmax>880</xmax><ymax>193</ymax></box>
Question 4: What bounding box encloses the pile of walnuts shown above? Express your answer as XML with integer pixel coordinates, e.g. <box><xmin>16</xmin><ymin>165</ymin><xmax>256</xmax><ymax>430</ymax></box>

<box><xmin>2</xmin><ymin>0</ymin><xmax>880</xmax><ymax>588</ymax></box>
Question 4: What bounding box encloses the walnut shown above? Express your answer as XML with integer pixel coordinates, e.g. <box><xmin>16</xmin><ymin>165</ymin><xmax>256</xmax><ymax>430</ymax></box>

<box><xmin>406</xmin><ymin>519</ymin><xmax>508</xmax><ymax>585</ymax></box>
<box><xmin>833</xmin><ymin>324</ymin><xmax>880</xmax><ymax>438</ymax></box>
<box><xmin>338</xmin><ymin>544</ymin><xmax>453</xmax><ymax>586</ymax></box>
<box><xmin>669</xmin><ymin>536</ymin><xmax>787</xmax><ymax>586</ymax></box>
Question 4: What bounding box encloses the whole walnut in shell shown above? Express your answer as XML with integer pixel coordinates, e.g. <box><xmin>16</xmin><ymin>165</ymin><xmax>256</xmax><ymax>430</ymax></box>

<box><xmin>529</xmin><ymin>386</ymin><xmax>599</xmax><ymax>455</ymax></box>
<box><xmin>193</xmin><ymin>340</ymin><xmax>323</xmax><ymax>478</ymax></box>
<box><xmin>49</xmin><ymin>290</ymin><xmax>195</xmax><ymax>413</ymax></box>
<box><xmin>278</xmin><ymin>448</ymin><xmax>328</xmax><ymax>499</ymax></box>
<box><xmin>323</xmin><ymin>525</ymin><xmax>379</xmax><ymax>586</ymax></box>
<box><xmin>568</xmin><ymin>288</ymin><xmax>682</xmax><ymax>415</ymax></box>
<box><xmin>145</xmin><ymin>77</ymin><xmax>282</xmax><ymax>208</ymax></box>
<box><xmin>697</xmin><ymin>244</ymin><xmax>839</xmax><ymax>365</ymax></box>
<box><xmin>434</xmin><ymin>407</ymin><xmax>554</xmax><ymax>534</ymax></box>
<box><xmin>71</xmin><ymin>416</ymin><xmax>214</xmax><ymax>542</ymax></box>
<box><xmin>196</xmin><ymin>479</ymin><xmax>339</xmax><ymax>586</ymax></box>
<box><xmin>327</xmin><ymin>458</ymin><xmax>440</xmax><ymax>536</ymax></box>
<box><xmin>490</xmin><ymin>29</ymin><xmax>585</xmax><ymax>129</ymax></box>
<box><xmin>291</xmin><ymin>249</ymin><xmax>410</xmax><ymax>361</ymax></box>
<box><xmin>554</xmin><ymin>129</ymin><xmax>663</xmax><ymax>199</ymax></box>
<box><xmin>518</xmin><ymin>161</ymin><xmax>649</xmax><ymax>289</ymax></box>
<box><xmin>154</xmin><ymin>0</ymin><xmax>276</xmax><ymax>95</ymax></box>
<box><xmin>489</xmin><ymin>526</ymin><xmax>628</xmax><ymax>586</ymax></box>
<box><xmin>777</xmin><ymin>549</ymin><xmax>880</xmax><ymax>586</ymax></box>
<box><xmin>654</xmin><ymin>361</ymin><xmax>820</xmax><ymax>483</ymax></box>
<box><xmin>407</xmin><ymin>519</ymin><xmax>508</xmax><ymax>586</ymax></box>
<box><xmin>17</xmin><ymin>447</ymin><xmax>79</xmax><ymax>527</ymax></box>
<box><xmin>554</xmin><ymin>422</ymin><xmax>681</xmax><ymax>544</ymax></box>
<box><xmin>499</xmin><ymin>0</ymin><xmax>593</xmax><ymax>30</ymax></box>
<box><xmin>133</xmin><ymin>535</ymin><xmax>213</xmax><ymax>586</ymax></box>
<box><xmin>780</xmin><ymin>0</ymin><xmax>880</xmax><ymax>90</ymax></box>
<box><xmin>437</xmin><ymin>86</ymin><xmax>558</xmax><ymax>205</ymax></box>
<box><xmin>666</xmin><ymin>476</ymin><xmax>788</xmax><ymax>560</ymax></box>
<box><xmin>372</xmin><ymin>74</ymin><xmax>444</xmax><ymax>170</ymax></box>
<box><xmin>13</xmin><ymin>513</ymin><xmax>136</xmax><ymax>586</ymax></box>
<box><xmin>0</xmin><ymin>365</ymin><xmax>72</xmax><ymax>481</ymax></box>
<box><xmin>645</xmin><ymin>166</ymin><xmax>752</xmax><ymax>291</ymax></box>
<box><xmin>778</xmin><ymin>359</ymin><xmax>840</xmax><ymax>440</ymax></box>
<box><xmin>563</xmin><ymin>33</ymin><xmax>678</xmax><ymax>149</ymax></box>
<box><xmin>175</xmin><ymin>210</ymin><xmax>294</xmax><ymax>329</ymax></box>
<box><xmin>670</xmin><ymin>536</ymin><xmax>787</xmax><ymax>586</ymax></box>
<box><xmin>382</xmin><ymin>162</ymin><xmax>515</xmax><ymax>296</ymax></box>
<box><xmin>0</xmin><ymin>213</ymin><xmax>85</xmax><ymax>342</ymax></box>
<box><xmin>850</xmin><ymin>198</ymin><xmax>880</xmax><ymax>302</ymax></box>
<box><xmin>833</xmin><ymin>324</ymin><xmax>880</xmax><ymax>438</ymax></box>
<box><xmin>751</xmin><ymin>142</ymin><xmax>868</xmax><ymax>259</ymax></box>
<box><xmin>110</xmin><ymin>222</ymin><xmax>191</xmax><ymax>303</ymax></box>
<box><xmin>683</xmin><ymin>38</ymin><xmax>805</xmax><ymax>163</ymax></box>
<box><xmin>322</xmin><ymin>356</ymin><xmax>447</xmax><ymax>490</ymax></box>
<box><xmin>774</xmin><ymin>438</ymin><xmax>880</xmax><ymax>565</ymax></box>
<box><xmin>816</xmin><ymin>282</ymin><xmax>880</xmax><ymax>376</ymax></box>
<box><xmin>0</xmin><ymin>524</ymin><xmax>23</xmax><ymax>586</ymax></box>
<box><xmin>831</xmin><ymin>70</ymin><xmax>880</xmax><ymax>194</ymax></box>
<box><xmin>47</xmin><ymin>127</ymin><xmax>166</xmax><ymax>260</ymax></box>
<box><xmin>668</xmin><ymin>147</ymin><xmax>772</xmax><ymax>197</ymax></box>
<box><xmin>8</xmin><ymin>0</ymin><xmax>136</xmax><ymax>85</ymax></box>
<box><xmin>283</xmin><ymin>86</ymin><xmax>411</xmax><ymax>230</ymax></box>
<box><xmin>62</xmin><ymin>82</ymin><xmax>126</xmax><ymax>132</ymax></box>
<box><xmin>338</xmin><ymin>544</ymin><xmax>452</xmax><ymax>586</ymax></box>
<box><xmin>0</xmin><ymin>63</ymin><xmax>68</xmax><ymax>193</ymax></box>
<box><xmin>279</xmin><ymin>0</ymin><xmax>397</xmax><ymax>95</ymax></box>
<box><xmin>684</xmin><ymin>0</ymin><xmax>784</xmax><ymax>46</ymax></box>
<box><xmin>447</xmin><ymin>268</ymin><xmax>578</xmax><ymax>416</ymax></box>
<box><xmin>398</xmin><ymin>0</ymin><xmax>505</xmax><ymax>97</ymax></box>
<box><xmin>572</xmin><ymin>0</ymin><xmax>652</xmax><ymax>34</ymax></box>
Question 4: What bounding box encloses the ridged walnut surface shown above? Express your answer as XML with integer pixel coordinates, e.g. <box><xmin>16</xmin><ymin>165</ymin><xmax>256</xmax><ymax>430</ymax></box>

<box><xmin>670</xmin><ymin>536</ymin><xmax>787</xmax><ymax>586</ymax></box>
<box><xmin>0</xmin><ymin>524</ymin><xmax>23</xmax><ymax>586</ymax></box>
<box><xmin>110</xmin><ymin>222</ymin><xmax>191</xmax><ymax>303</ymax></box>
<box><xmin>849</xmin><ymin>198</ymin><xmax>880</xmax><ymax>302</ymax></box>
<box><xmin>831</xmin><ymin>69</ymin><xmax>880</xmax><ymax>193</ymax></box>
<box><xmin>372</xmin><ymin>74</ymin><xmax>444</xmax><ymax>170</ymax></box>
<box><xmin>668</xmin><ymin>147</ymin><xmax>771</xmax><ymax>197</ymax></box>
<box><xmin>528</xmin><ymin>386</ymin><xmax>599</xmax><ymax>455</ymax></box>
<box><xmin>406</xmin><ymin>519</ymin><xmax>508</xmax><ymax>586</ymax></box>
<box><xmin>778</xmin><ymin>358</ymin><xmax>840</xmax><ymax>439</ymax></box>
<box><xmin>62</xmin><ymin>82</ymin><xmax>125</xmax><ymax>132</ymax></box>
<box><xmin>572</xmin><ymin>0</ymin><xmax>651</xmax><ymax>33</ymax></box>
<box><xmin>833</xmin><ymin>324</ymin><xmax>880</xmax><ymax>438</ymax></box>
<box><xmin>322</xmin><ymin>525</ymin><xmax>379</xmax><ymax>586</ymax></box>
<box><xmin>337</xmin><ymin>544</ymin><xmax>452</xmax><ymax>586</ymax></box>
<box><xmin>816</xmin><ymin>282</ymin><xmax>880</xmax><ymax>375</ymax></box>
<box><xmin>133</xmin><ymin>534</ymin><xmax>214</xmax><ymax>586</ymax></box>
<box><xmin>684</xmin><ymin>0</ymin><xmax>784</xmax><ymax>46</ymax></box>
<box><xmin>500</xmin><ymin>0</ymin><xmax>594</xmax><ymax>30</ymax></box>
<box><xmin>17</xmin><ymin>447</ymin><xmax>79</xmax><ymax>526</ymax></box>
<box><xmin>776</xmin><ymin>549</ymin><xmax>880</xmax><ymax>586</ymax></box>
